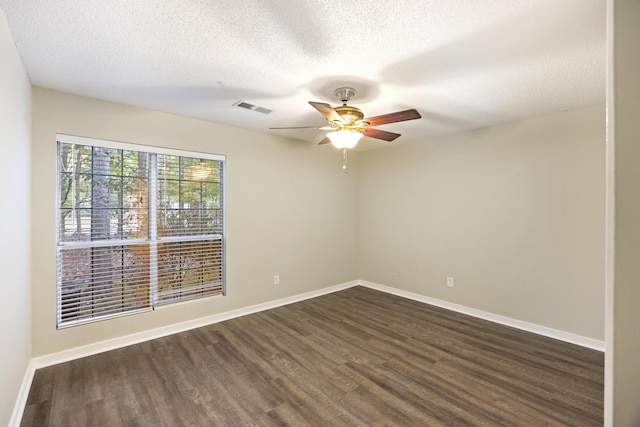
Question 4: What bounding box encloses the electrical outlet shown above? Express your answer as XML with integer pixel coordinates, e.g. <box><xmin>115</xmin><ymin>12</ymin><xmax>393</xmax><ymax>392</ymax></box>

<box><xmin>446</xmin><ymin>277</ymin><xmax>454</xmax><ymax>288</ymax></box>
<box><xmin>274</xmin><ymin>275</ymin><xmax>280</xmax><ymax>285</ymax></box>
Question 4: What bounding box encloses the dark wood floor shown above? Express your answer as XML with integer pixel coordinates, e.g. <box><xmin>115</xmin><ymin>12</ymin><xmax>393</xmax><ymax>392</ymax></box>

<box><xmin>21</xmin><ymin>286</ymin><xmax>604</xmax><ymax>426</ymax></box>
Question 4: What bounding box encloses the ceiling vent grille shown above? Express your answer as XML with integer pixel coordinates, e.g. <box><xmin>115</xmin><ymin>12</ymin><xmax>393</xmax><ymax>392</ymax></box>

<box><xmin>233</xmin><ymin>101</ymin><xmax>272</xmax><ymax>115</ymax></box>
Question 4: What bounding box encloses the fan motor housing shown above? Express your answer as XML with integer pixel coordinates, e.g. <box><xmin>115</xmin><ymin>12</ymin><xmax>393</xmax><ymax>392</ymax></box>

<box><xmin>334</xmin><ymin>105</ymin><xmax>364</xmax><ymax>124</ymax></box>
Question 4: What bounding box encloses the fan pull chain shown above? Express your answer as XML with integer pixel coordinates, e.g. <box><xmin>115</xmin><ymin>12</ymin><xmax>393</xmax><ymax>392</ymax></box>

<box><xmin>342</xmin><ymin>148</ymin><xmax>348</xmax><ymax>173</ymax></box>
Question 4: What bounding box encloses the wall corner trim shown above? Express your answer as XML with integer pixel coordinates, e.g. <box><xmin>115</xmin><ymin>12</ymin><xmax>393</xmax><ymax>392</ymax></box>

<box><xmin>9</xmin><ymin>361</ymin><xmax>36</xmax><ymax>427</ymax></box>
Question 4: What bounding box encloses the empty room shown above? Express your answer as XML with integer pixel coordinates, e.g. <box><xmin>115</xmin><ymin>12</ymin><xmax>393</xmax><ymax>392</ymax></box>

<box><xmin>1</xmin><ymin>0</ymin><xmax>639</xmax><ymax>426</ymax></box>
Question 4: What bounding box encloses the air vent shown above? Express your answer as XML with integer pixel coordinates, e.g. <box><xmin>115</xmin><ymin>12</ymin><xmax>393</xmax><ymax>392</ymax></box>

<box><xmin>254</xmin><ymin>106</ymin><xmax>272</xmax><ymax>114</ymax></box>
<box><xmin>233</xmin><ymin>101</ymin><xmax>272</xmax><ymax>115</ymax></box>
<box><xmin>235</xmin><ymin>101</ymin><xmax>254</xmax><ymax>109</ymax></box>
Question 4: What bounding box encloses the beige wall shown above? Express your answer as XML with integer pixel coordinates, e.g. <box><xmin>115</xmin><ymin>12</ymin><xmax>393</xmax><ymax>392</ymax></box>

<box><xmin>0</xmin><ymin>8</ymin><xmax>32</xmax><ymax>426</ymax></box>
<box><xmin>29</xmin><ymin>89</ymin><xmax>608</xmax><ymax>354</ymax></box>
<box><xmin>609</xmin><ymin>0</ymin><xmax>640</xmax><ymax>425</ymax></box>
<box><xmin>358</xmin><ymin>105</ymin><xmax>605</xmax><ymax>340</ymax></box>
<box><xmin>31</xmin><ymin>87</ymin><xmax>359</xmax><ymax>356</ymax></box>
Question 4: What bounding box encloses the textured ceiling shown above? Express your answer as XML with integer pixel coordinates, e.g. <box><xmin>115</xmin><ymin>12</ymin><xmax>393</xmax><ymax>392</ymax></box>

<box><xmin>1</xmin><ymin>0</ymin><xmax>605</xmax><ymax>150</ymax></box>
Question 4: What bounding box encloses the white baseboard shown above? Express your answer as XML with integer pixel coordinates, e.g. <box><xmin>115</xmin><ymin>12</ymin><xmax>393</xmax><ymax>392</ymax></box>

<box><xmin>32</xmin><ymin>280</ymin><xmax>359</xmax><ymax>369</ymax></box>
<box><xmin>359</xmin><ymin>280</ymin><xmax>605</xmax><ymax>352</ymax></box>
<box><xmin>9</xmin><ymin>360</ymin><xmax>36</xmax><ymax>427</ymax></box>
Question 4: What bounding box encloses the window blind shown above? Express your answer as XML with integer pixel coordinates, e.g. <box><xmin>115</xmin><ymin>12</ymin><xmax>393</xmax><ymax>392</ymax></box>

<box><xmin>56</xmin><ymin>136</ymin><xmax>225</xmax><ymax>327</ymax></box>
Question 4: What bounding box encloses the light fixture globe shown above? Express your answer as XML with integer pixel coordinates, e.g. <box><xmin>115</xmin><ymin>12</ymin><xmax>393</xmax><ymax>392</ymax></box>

<box><xmin>327</xmin><ymin>130</ymin><xmax>363</xmax><ymax>149</ymax></box>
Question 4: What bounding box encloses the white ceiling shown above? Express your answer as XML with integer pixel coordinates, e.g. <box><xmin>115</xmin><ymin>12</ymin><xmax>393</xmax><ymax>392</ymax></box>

<box><xmin>1</xmin><ymin>0</ymin><xmax>605</xmax><ymax>150</ymax></box>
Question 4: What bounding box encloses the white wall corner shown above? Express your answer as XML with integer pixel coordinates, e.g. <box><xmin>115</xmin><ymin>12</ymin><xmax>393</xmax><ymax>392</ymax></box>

<box><xmin>9</xmin><ymin>361</ymin><xmax>36</xmax><ymax>427</ymax></box>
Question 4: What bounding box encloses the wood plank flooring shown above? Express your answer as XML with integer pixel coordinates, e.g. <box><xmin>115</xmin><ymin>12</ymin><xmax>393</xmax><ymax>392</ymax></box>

<box><xmin>21</xmin><ymin>286</ymin><xmax>604</xmax><ymax>426</ymax></box>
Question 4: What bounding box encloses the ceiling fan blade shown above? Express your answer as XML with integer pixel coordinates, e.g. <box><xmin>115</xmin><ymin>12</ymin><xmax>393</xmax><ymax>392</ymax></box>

<box><xmin>363</xmin><ymin>128</ymin><xmax>401</xmax><ymax>142</ymax></box>
<box><xmin>365</xmin><ymin>109</ymin><xmax>421</xmax><ymax>127</ymax></box>
<box><xmin>318</xmin><ymin>137</ymin><xmax>331</xmax><ymax>145</ymax></box>
<box><xmin>309</xmin><ymin>102</ymin><xmax>343</xmax><ymax>123</ymax></box>
<box><xmin>269</xmin><ymin>126</ymin><xmax>326</xmax><ymax>129</ymax></box>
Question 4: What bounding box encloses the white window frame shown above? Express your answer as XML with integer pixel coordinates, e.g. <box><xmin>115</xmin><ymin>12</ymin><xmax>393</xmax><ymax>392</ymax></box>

<box><xmin>56</xmin><ymin>134</ymin><xmax>226</xmax><ymax>328</ymax></box>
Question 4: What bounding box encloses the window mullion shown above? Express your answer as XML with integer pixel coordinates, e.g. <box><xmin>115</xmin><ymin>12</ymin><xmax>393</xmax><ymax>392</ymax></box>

<box><xmin>149</xmin><ymin>153</ymin><xmax>158</xmax><ymax>308</ymax></box>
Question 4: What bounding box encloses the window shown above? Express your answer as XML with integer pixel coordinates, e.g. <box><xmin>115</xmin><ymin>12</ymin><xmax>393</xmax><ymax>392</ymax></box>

<box><xmin>56</xmin><ymin>135</ymin><xmax>225</xmax><ymax>327</ymax></box>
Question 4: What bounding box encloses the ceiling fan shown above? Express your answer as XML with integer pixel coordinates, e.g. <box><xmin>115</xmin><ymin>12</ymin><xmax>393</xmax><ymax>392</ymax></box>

<box><xmin>270</xmin><ymin>87</ymin><xmax>422</xmax><ymax>150</ymax></box>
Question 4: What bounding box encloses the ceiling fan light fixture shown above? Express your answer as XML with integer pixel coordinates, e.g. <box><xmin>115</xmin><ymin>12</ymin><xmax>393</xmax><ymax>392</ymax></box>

<box><xmin>327</xmin><ymin>130</ymin><xmax>363</xmax><ymax>149</ymax></box>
